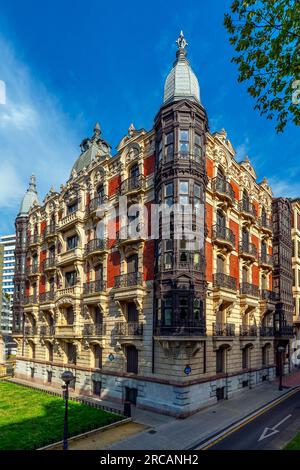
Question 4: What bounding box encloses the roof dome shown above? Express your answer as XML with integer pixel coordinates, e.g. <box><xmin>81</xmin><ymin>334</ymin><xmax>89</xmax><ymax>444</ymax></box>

<box><xmin>18</xmin><ymin>175</ymin><xmax>39</xmax><ymax>216</ymax></box>
<box><xmin>71</xmin><ymin>123</ymin><xmax>111</xmax><ymax>176</ymax></box>
<box><xmin>164</xmin><ymin>31</ymin><xmax>200</xmax><ymax>104</ymax></box>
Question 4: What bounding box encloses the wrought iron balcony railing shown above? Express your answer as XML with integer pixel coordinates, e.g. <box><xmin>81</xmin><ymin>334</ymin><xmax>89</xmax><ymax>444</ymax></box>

<box><xmin>40</xmin><ymin>325</ymin><xmax>55</xmax><ymax>336</ymax></box>
<box><xmin>239</xmin><ymin>242</ymin><xmax>257</xmax><ymax>259</ymax></box>
<box><xmin>82</xmin><ymin>323</ymin><xmax>105</xmax><ymax>336</ymax></box>
<box><xmin>43</xmin><ymin>257</ymin><xmax>57</xmax><ymax>270</ymax></box>
<box><xmin>87</xmin><ymin>195</ymin><xmax>108</xmax><ymax>213</ymax></box>
<box><xmin>115</xmin><ymin>321</ymin><xmax>144</xmax><ymax>336</ymax></box>
<box><xmin>275</xmin><ymin>324</ymin><xmax>294</xmax><ymax>337</ymax></box>
<box><xmin>23</xmin><ymin>295</ymin><xmax>38</xmax><ymax>305</ymax></box>
<box><xmin>259</xmin><ymin>217</ymin><xmax>272</xmax><ymax>232</ymax></box>
<box><xmin>119</xmin><ymin>175</ymin><xmax>145</xmax><ymax>195</ymax></box>
<box><xmin>259</xmin><ymin>254</ymin><xmax>273</xmax><ymax>267</ymax></box>
<box><xmin>84</xmin><ymin>238</ymin><xmax>108</xmax><ymax>255</ymax></box>
<box><xmin>260</xmin><ymin>326</ymin><xmax>274</xmax><ymax>337</ymax></box>
<box><xmin>213</xmin><ymin>322</ymin><xmax>235</xmax><ymax>337</ymax></box>
<box><xmin>261</xmin><ymin>290</ymin><xmax>277</xmax><ymax>302</ymax></box>
<box><xmin>212</xmin><ymin>225</ymin><xmax>235</xmax><ymax>246</ymax></box>
<box><xmin>240</xmin><ymin>282</ymin><xmax>260</xmax><ymax>297</ymax></box>
<box><xmin>114</xmin><ymin>272</ymin><xmax>143</xmax><ymax>288</ymax></box>
<box><xmin>83</xmin><ymin>280</ymin><xmax>106</xmax><ymax>294</ymax></box>
<box><xmin>239</xmin><ymin>201</ymin><xmax>257</xmax><ymax>218</ymax></box>
<box><xmin>39</xmin><ymin>291</ymin><xmax>55</xmax><ymax>303</ymax></box>
<box><xmin>240</xmin><ymin>325</ymin><xmax>258</xmax><ymax>337</ymax></box>
<box><xmin>26</xmin><ymin>264</ymin><xmax>40</xmax><ymax>275</ymax></box>
<box><xmin>213</xmin><ymin>273</ymin><xmax>237</xmax><ymax>290</ymax></box>
<box><xmin>27</xmin><ymin>234</ymin><xmax>40</xmax><ymax>246</ymax></box>
<box><xmin>24</xmin><ymin>325</ymin><xmax>38</xmax><ymax>336</ymax></box>
<box><xmin>43</xmin><ymin>224</ymin><xmax>56</xmax><ymax>239</ymax></box>
<box><xmin>154</xmin><ymin>322</ymin><xmax>206</xmax><ymax>337</ymax></box>
<box><xmin>212</xmin><ymin>177</ymin><xmax>235</xmax><ymax>201</ymax></box>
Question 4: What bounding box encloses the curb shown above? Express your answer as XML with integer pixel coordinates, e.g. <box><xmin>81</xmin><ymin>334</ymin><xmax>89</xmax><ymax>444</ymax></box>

<box><xmin>186</xmin><ymin>383</ymin><xmax>300</xmax><ymax>450</ymax></box>
<box><xmin>37</xmin><ymin>418</ymin><xmax>132</xmax><ymax>450</ymax></box>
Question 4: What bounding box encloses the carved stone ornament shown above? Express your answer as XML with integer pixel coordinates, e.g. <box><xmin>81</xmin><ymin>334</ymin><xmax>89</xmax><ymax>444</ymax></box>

<box><xmin>56</xmin><ymin>297</ymin><xmax>74</xmax><ymax>306</ymax></box>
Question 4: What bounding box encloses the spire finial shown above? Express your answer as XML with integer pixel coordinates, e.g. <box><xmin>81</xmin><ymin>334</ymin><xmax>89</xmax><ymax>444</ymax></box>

<box><xmin>176</xmin><ymin>30</ymin><xmax>188</xmax><ymax>50</ymax></box>
<box><xmin>28</xmin><ymin>174</ymin><xmax>36</xmax><ymax>191</ymax></box>
<box><xmin>94</xmin><ymin>122</ymin><xmax>101</xmax><ymax>136</ymax></box>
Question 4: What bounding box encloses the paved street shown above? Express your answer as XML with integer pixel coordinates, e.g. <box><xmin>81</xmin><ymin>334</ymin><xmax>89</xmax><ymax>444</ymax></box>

<box><xmin>200</xmin><ymin>388</ymin><xmax>300</xmax><ymax>450</ymax></box>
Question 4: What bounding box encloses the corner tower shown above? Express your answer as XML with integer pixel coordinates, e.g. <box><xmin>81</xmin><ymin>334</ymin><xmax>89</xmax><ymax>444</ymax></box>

<box><xmin>153</xmin><ymin>32</ymin><xmax>208</xmax><ymax>380</ymax></box>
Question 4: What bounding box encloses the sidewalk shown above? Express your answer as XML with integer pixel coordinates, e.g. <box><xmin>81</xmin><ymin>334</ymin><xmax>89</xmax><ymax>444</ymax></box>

<box><xmin>108</xmin><ymin>371</ymin><xmax>300</xmax><ymax>450</ymax></box>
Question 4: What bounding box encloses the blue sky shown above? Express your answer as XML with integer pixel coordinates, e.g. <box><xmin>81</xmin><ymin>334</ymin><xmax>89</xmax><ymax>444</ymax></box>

<box><xmin>0</xmin><ymin>0</ymin><xmax>299</xmax><ymax>235</ymax></box>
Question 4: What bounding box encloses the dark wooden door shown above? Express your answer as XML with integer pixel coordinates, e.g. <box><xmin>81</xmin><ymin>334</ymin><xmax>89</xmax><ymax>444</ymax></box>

<box><xmin>127</xmin><ymin>302</ymin><xmax>138</xmax><ymax>322</ymax></box>
<box><xmin>126</xmin><ymin>346</ymin><xmax>138</xmax><ymax>374</ymax></box>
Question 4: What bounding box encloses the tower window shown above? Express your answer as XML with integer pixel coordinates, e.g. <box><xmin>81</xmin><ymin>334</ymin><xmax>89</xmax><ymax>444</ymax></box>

<box><xmin>163</xmin><ymin>298</ymin><xmax>172</xmax><ymax>326</ymax></box>
<box><xmin>165</xmin><ymin>183</ymin><xmax>174</xmax><ymax>207</ymax></box>
<box><xmin>165</xmin><ymin>132</ymin><xmax>174</xmax><ymax>162</ymax></box>
<box><xmin>179</xmin><ymin>181</ymin><xmax>189</xmax><ymax>205</ymax></box>
<box><xmin>179</xmin><ymin>130</ymin><xmax>189</xmax><ymax>157</ymax></box>
<box><xmin>194</xmin><ymin>134</ymin><xmax>202</xmax><ymax>162</ymax></box>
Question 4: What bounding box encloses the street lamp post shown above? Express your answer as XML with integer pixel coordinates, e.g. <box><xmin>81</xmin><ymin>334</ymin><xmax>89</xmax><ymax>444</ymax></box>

<box><xmin>61</xmin><ymin>370</ymin><xmax>75</xmax><ymax>450</ymax></box>
<box><xmin>277</xmin><ymin>346</ymin><xmax>285</xmax><ymax>391</ymax></box>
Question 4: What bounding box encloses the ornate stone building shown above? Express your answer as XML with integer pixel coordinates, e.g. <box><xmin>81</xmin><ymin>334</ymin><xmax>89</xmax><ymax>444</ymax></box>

<box><xmin>13</xmin><ymin>33</ymin><xmax>294</xmax><ymax>416</ymax></box>
<box><xmin>291</xmin><ymin>199</ymin><xmax>300</xmax><ymax>339</ymax></box>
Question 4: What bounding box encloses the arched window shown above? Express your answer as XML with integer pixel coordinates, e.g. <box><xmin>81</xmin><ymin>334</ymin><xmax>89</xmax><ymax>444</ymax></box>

<box><xmin>242</xmin><ymin>190</ymin><xmax>249</xmax><ymax>210</ymax></box>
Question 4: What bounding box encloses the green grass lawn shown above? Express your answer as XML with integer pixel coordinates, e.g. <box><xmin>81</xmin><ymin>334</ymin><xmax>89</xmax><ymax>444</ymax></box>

<box><xmin>0</xmin><ymin>381</ymin><xmax>121</xmax><ymax>450</ymax></box>
<box><xmin>285</xmin><ymin>432</ymin><xmax>300</xmax><ymax>450</ymax></box>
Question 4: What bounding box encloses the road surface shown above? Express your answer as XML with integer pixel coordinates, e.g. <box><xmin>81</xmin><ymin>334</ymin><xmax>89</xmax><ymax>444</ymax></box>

<box><xmin>197</xmin><ymin>388</ymin><xmax>300</xmax><ymax>450</ymax></box>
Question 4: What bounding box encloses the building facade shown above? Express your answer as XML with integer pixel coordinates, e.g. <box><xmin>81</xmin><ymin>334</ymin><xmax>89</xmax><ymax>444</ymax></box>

<box><xmin>13</xmin><ymin>33</ymin><xmax>294</xmax><ymax>416</ymax></box>
<box><xmin>291</xmin><ymin>199</ymin><xmax>300</xmax><ymax>339</ymax></box>
<box><xmin>0</xmin><ymin>234</ymin><xmax>16</xmax><ymax>333</ymax></box>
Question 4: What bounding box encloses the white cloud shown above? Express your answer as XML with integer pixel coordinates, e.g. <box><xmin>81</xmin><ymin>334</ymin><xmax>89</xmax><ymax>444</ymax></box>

<box><xmin>0</xmin><ymin>36</ymin><xmax>80</xmax><ymax>221</ymax></box>
<box><xmin>268</xmin><ymin>177</ymin><xmax>300</xmax><ymax>199</ymax></box>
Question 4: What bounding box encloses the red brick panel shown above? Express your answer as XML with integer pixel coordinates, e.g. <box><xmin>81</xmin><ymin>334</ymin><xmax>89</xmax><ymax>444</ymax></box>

<box><xmin>39</xmin><ymin>275</ymin><xmax>46</xmax><ymax>294</ymax></box>
<box><xmin>230</xmin><ymin>180</ymin><xmax>240</xmax><ymax>200</ymax></box>
<box><xmin>252</xmin><ymin>264</ymin><xmax>259</xmax><ymax>286</ymax></box>
<box><xmin>229</xmin><ymin>220</ymin><xmax>239</xmax><ymax>251</ymax></box>
<box><xmin>144</xmin><ymin>154</ymin><xmax>155</xmax><ymax>176</ymax></box>
<box><xmin>86</xmin><ymin>192</ymin><xmax>91</xmax><ymax>207</ymax></box>
<box><xmin>143</xmin><ymin>240</ymin><xmax>155</xmax><ymax>281</ymax></box>
<box><xmin>253</xmin><ymin>200</ymin><xmax>259</xmax><ymax>217</ymax></box>
<box><xmin>39</xmin><ymin>250</ymin><xmax>46</xmax><ymax>271</ymax></box>
<box><xmin>107</xmin><ymin>216</ymin><xmax>119</xmax><ymax>249</ymax></box>
<box><xmin>229</xmin><ymin>254</ymin><xmax>239</xmax><ymax>288</ymax></box>
<box><xmin>108</xmin><ymin>175</ymin><xmax>121</xmax><ymax>197</ymax></box>
<box><xmin>269</xmin><ymin>273</ymin><xmax>273</xmax><ymax>291</ymax></box>
<box><xmin>206</xmin><ymin>158</ymin><xmax>213</xmax><ymax>179</ymax></box>
<box><xmin>40</xmin><ymin>220</ymin><xmax>46</xmax><ymax>234</ymax></box>
<box><xmin>145</xmin><ymin>201</ymin><xmax>154</xmax><ymax>237</ymax></box>
<box><xmin>251</xmin><ymin>234</ymin><xmax>259</xmax><ymax>251</ymax></box>
<box><xmin>206</xmin><ymin>203</ymin><xmax>213</xmax><ymax>238</ymax></box>
<box><xmin>205</xmin><ymin>240</ymin><xmax>213</xmax><ymax>282</ymax></box>
<box><xmin>107</xmin><ymin>251</ymin><xmax>121</xmax><ymax>288</ymax></box>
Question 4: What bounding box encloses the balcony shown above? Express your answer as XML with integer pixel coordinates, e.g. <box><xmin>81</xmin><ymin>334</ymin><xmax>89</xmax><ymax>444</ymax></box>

<box><xmin>213</xmin><ymin>322</ymin><xmax>235</xmax><ymax>337</ymax></box>
<box><xmin>40</xmin><ymin>325</ymin><xmax>55</xmax><ymax>336</ymax></box>
<box><xmin>213</xmin><ymin>273</ymin><xmax>237</xmax><ymax>291</ymax></box>
<box><xmin>43</xmin><ymin>224</ymin><xmax>56</xmax><ymax>240</ymax></box>
<box><xmin>83</xmin><ymin>280</ymin><xmax>107</xmax><ymax>295</ymax></box>
<box><xmin>23</xmin><ymin>295</ymin><xmax>38</xmax><ymax>306</ymax></box>
<box><xmin>27</xmin><ymin>234</ymin><xmax>40</xmax><ymax>248</ymax></box>
<box><xmin>259</xmin><ymin>217</ymin><xmax>272</xmax><ymax>234</ymax></box>
<box><xmin>177</xmin><ymin>252</ymin><xmax>205</xmax><ymax>277</ymax></box>
<box><xmin>115</xmin><ymin>321</ymin><xmax>144</xmax><ymax>337</ymax></box>
<box><xmin>82</xmin><ymin>323</ymin><xmax>105</xmax><ymax>337</ymax></box>
<box><xmin>239</xmin><ymin>325</ymin><xmax>258</xmax><ymax>337</ymax></box>
<box><xmin>87</xmin><ymin>195</ymin><xmax>108</xmax><ymax>217</ymax></box>
<box><xmin>57</xmin><ymin>248</ymin><xmax>83</xmax><ymax>266</ymax></box>
<box><xmin>119</xmin><ymin>175</ymin><xmax>145</xmax><ymax>195</ymax></box>
<box><xmin>39</xmin><ymin>291</ymin><xmax>55</xmax><ymax>304</ymax></box>
<box><xmin>55</xmin><ymin>324</ymin><xmax>80</xmax><ymax>338</ymax></box>
<box><xmin>239</xmin><ymin>242</ymin><xmax>257</xmax><ymax>261</ymax></box>
<box><xmin>154</xmin><ymin>322</ymin><xmax>206</xmax><ymax>338</ymax></box>
<box><xmin>212</xmin><ymin>225</ymin><xmax>235</xmax><ymax>250</ymax></box>
<box><xmin>275</xmin><ymin>324</ymin><xmax>294</xmax><ymax>338</ymax></box>
<box><xmin>239</xmin><ymin>201</ymin><xmax>257</xmax><ymax>220</ymax></box>
<box><xmin>212</xmin><ymin>177</ymin><xmax>235</xmax><ymax>204</ymax></box>
<box><xmin>240</xmin><ymin>282</ymin><xmax>260</xmax><ymax>298</ymax></box>
<box><xmin>58</xmin><ymin>211</ymin><xmax>84</xmax><ymax>231</ymax></box>
<box><xmin>43</xmin><ymin>257</ymin><xmax>57</xmax><ymax>272</ymax></box>
<box><xmin>260</xmin><ymin>326</ymin><xmax>274</xmax><ymax>337</ymax></box>
<box><xmin>117</xmin><ymin>223</ymin><xmax>146</xmax><ymax>247</ymax></box>
<box><xmin>26</xmin><ymin>264</ymin><xmax>40</xmax><ymax>278</ymax></box>
<box><xmin>84</xmin><ymin>238</ymin><xmax>109</xmax><ymax>257</ymax></box>
<box><xmin>56</xmin><ymin>286</ymin><xmax>82</xmax><ymax>300</ymax></box>
<box><xmin>259</xmin><ymin>254</ymin><xmax>273</xmax><ymax>269</ymax></box>
<box><xmin>114</xmin><ymin>272</ymin><xmax>143</xmax><ymax>289</ymax></box>
<box><xmin>261</xmin><ymin>290</ymin><xmax>277</xmax><ymax>302</ymax></box>
<box><xmin>24</xmin><ymin>325</ymin><xmax>38</xmax><ymax>336</ymax></box>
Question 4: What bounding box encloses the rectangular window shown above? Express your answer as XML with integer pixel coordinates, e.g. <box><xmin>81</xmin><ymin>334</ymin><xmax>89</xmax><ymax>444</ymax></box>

<box><xmin>67</xmin><ymin>201</ymin><xmax>78</xmax><ymax>214</ymax></box>
<box><xmin>179</xmin><ymin>181</ymin><xmax>189</xmax><ymax>205</ymax></box>
<box><xmin>157</xmin><ymin>139</ymin><xmax>162</xmax><ymax>163</ymax></box>
<box><xmin>165</xmin><ymin>132</ymin><xmax>174</xmax><ymax>162</ymax></box>
<box><xmin>67</xmin><ymin>235</ymin><xmax>78</xmax><ymax>251</ymax></box>
<box><xmin>179</xmin><ymin>130</ymin><xmax>189</xmax><ymax>157</ymax></box>
<box><xmin>164</xmin><ymin>298</ymin><xmax>172</xmax><ymax>326</ymax></box>
<box><xmin>65</xmin><ymin>271</ymin><xmax>77</xmax><ymax>287</ymax></box>
<box><xmin>165</xmin><ymin>183</ymin><xmax>174</xmax><ymax>207</ymax></box>
<box><xmin>216</xmin><ymin>349</ymin><xmax>224</xmax><ymax>374</ymax></box>
<box><xmin>194</xmin><ymin>134</ymin><xmax>202</xmax><ymax>162</ymax></box>
<box><xmin>242</xmin><ymin>348</ymin><xmax>249</xmax><ymax>369</ymax></box>
<box><xmin>164</xmin><ymin>239</ymin><xmax>173</xmax><ymax>269</ymax></box>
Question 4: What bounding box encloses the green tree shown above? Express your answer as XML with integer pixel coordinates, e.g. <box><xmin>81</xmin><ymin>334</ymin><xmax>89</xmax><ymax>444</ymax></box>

<box><xmin>224</xmin><ymin>0</ymin><xmax>300</xmax><ymax>132</ymax></box>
